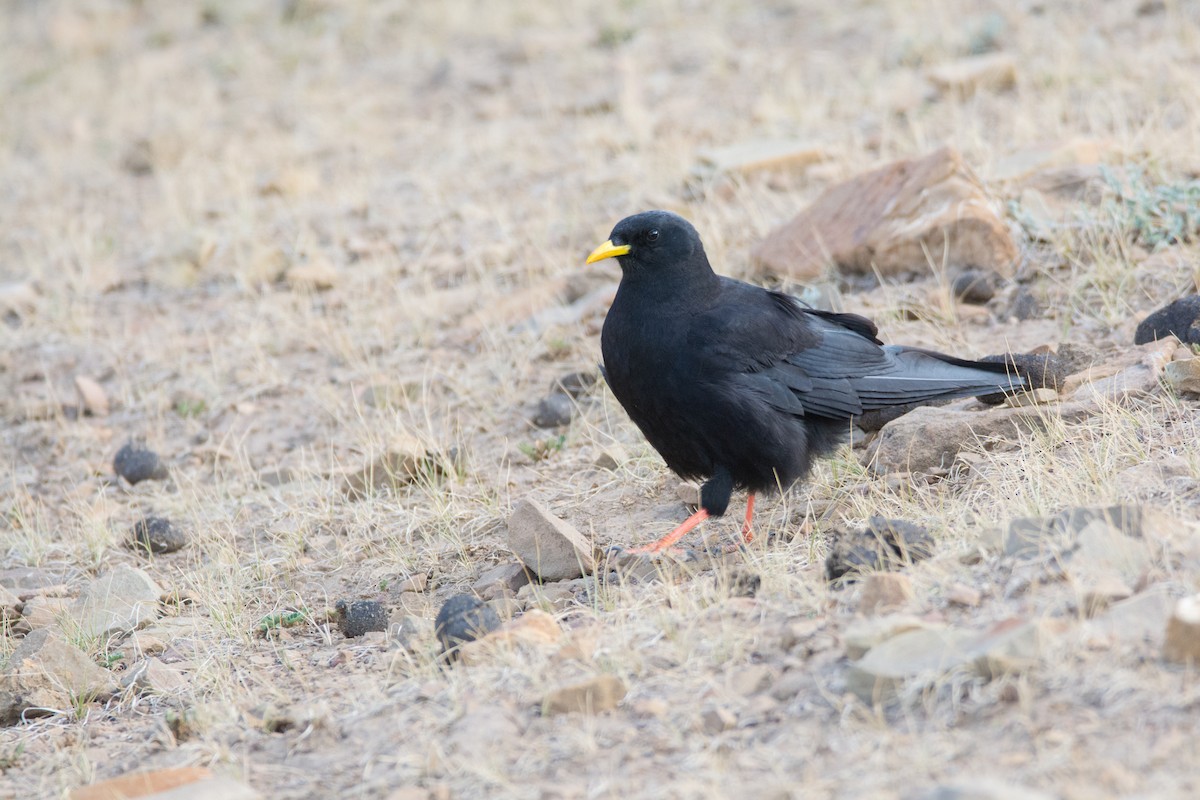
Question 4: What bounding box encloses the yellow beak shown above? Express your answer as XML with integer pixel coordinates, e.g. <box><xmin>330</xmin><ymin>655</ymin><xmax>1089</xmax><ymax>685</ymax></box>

<box><xmin>585</xmin><ymin>239</ymin><xmax>631</xmax><ymax>264</ymax></box>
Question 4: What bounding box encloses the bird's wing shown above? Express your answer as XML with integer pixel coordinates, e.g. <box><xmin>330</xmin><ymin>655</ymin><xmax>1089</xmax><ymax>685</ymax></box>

<box><xmin>691</xmin><ymin>285</ymin><xmax>1022</xmax><ymax>420</ymax></box>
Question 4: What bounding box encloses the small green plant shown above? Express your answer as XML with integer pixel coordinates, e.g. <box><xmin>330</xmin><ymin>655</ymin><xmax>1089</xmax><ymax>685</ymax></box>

<box><xmin>174</xmin><ymin>397</ymin><xmax>208</xmax><ymax>417</ymax></box>
<box><xmin>518</xmin><ymin>435</ymin><xmax>566</xmax><ymax>461</ymax></box>
<box><xmin>256</xmin><ymin>609</ymin><xmax>309</xmax><ymax>635</ymax></box>
<box><xmin>1102</xmin><ymin>166</ymin><xmax>1200</xmax><ymax>249</ymax></box>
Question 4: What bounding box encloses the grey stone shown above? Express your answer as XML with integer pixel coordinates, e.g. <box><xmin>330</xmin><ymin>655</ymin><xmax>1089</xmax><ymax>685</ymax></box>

<box><xmin>0</xmin><ymin>628</ymin><xmax>117</xmax><ymax>724</ymax></box>
<box><xmin>532</xmin><ymin>393</ymin><xmax>573</xmax><ymax>428</ymax></box>
<box><xmin>507</xmin><ymin>499</ymin><xmax>595</xmax><ymax>581</ymax></box>
<box><xmin>471</xmin><ymin>563</ymin><xmax>531</xmax><ymax>600</ymax></box>
<box><xmin>335</xmin><ymin>600</ymin><xmax>389</xmax><ymax>638</ymax></box>
<box><xmin>74</xmin><ymin>564</ymin><xmax>163</xmax><ymax>641</ymax></box>
<box><xmin>129</xmin><ymin>516</ymin><xmax>187</xmax><ymax>555</ymax></box>
<box><xmin>113</xmin><ymin>441</ymin><xmax>169</xmax><ymax>485</ymax></box>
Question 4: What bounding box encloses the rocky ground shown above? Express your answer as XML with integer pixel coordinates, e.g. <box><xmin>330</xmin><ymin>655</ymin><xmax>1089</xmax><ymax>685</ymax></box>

<box><xmin>3</xmin><ymin>1</ymin><xmax>1200</xmax><ymax>798</ymax></box>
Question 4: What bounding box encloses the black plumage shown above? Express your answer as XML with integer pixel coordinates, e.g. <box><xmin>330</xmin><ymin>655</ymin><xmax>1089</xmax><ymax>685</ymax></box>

<box><xmin>586</xmin><ymin>210</ymin><xmax>1027</xmax><ymax>552</ymax></box>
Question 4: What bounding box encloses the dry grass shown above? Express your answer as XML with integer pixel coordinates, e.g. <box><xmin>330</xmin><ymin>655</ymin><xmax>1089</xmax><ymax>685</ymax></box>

<box><xmin>3</xmin><ymin>0</ymin><xmax>1200</xmax><ymax>798</ymax></box>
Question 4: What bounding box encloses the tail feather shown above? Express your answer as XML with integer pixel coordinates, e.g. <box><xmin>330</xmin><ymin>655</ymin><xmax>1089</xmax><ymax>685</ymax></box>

<box><xmin>853</xmin><ymin>346</ymin><xmax>1028</xmax><ymax>410</ymax></box>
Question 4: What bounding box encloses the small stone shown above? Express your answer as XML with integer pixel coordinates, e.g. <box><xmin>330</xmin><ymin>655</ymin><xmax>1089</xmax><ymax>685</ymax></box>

<box><xmin>1165</xmin><ymin>358</ymin><xmax>1200</xmax><ymax>394</ymax></box>
<box><xmin>395</xmin><ymin>573</ymin><xmax>429</xmax><ymax>594</ymax></box>
<box><xmin>74</xmin><ymin>565</ymin><xmax>163</xmax><ymax>640</ymax></box>
<box><xmin>699</xmin><ymin>706</ymin><xmax>737</xmax><ymax>734</ymax></box>
<box><xmin>858</xmin><ymin>573</ymin><xmax>915</xmax><ymax>615</ymax></box>
<box><xmin>1080</xmin><ymin>575</ymin><xmax>1134</xmax><ymax>617</ymax></box>
<box><xmin>946</xmin><ymin>584</ymin><xmax>982</xmax><ymax>607</ymax></box>
<box><xmin>927</xmin><ymin>53</ymin><xmax>1017</xmax><ymax>96</ymax></box>
<box><xmin>471</xmin><ymin>563</ymin><xmax>531</xmax><ymax>600</ymax></box>
<box><xmin>459</xmin><ymin>609</ymin><xmax>562</xmax><ymax>665</ymax></box>
<box><xmin>751</xmin><ymin>147</ymin><xmax>1017</xmax><ymax>282</ymax></box>
<box><xmin>951</xmin><ymin>270</ymin><xmax>997</xmax><ymax>304</ymax></box>
<box><xmin>507</xmin><ymin>498</ymin><xmax>595</xmax><ymax>581</ymax></box>
<box><xmin>1134</xmin><ymin>295</ymin><xmax>1200</xmax><ymax>346</ymax></box>
<box><xmin>1163</xmin><ymin>594</ymin><xmax>1200</xmax><ymax>664</ymax></box>
<box><xmin>677</xmin><ymin>481</ymin><xmax>701</xmax><ymax>507</ymax></box>
<box><xmin>532</xmin><ymin>393</ymin><xmax>574</xmax><ymax>428</ymax></box>
<box><xmin>843</xmin><ymin>615</ymin><xmax>932</xmax><ymax>659</ymax></box>
<box><xmin>128</xmin><ymin>516</ymin><xmax>186</xmax><ymax>555</ymax></box>
<box><xmin>976</xmin><ymin>352</ymin><xmax>1071</xmax><ymax>405</ymax></box>
<box><xmin>334</xmin><ymin>600</ymin><xmax>389</xmax><ymax>638</ymax></box>
<box><xmin>592</xmin><ymin>444</ymin><xmax>628</xmax><ymax>471</ymax></box>
<box><xmin>1004</xmin><ymin>387</ymin><xmax>1059</xmax><ymax>407</ymax></box>
<box><xmin>113</xmin><ymin>441</ymin><xmax>169</xmax><ymax>485</ymax></box>
<box><xmin>434</xmin><ymin>595</ymin><xmax>501</xmax><ymax>656</ymax></box>
<box><xmin>0</xmin><ymin>628</ymin><xmax>118</xmax><ymax>724</ymax></box>
<box><xmin>73</xmin><ymin>376</ymin><xmax>109</xmax><ymax>416</ymax></box>
<box><xmin>1008</xmin><ymin>287</ymin><xmax>1040</xmax><ymax>321</ymax></box>
<box><xmin>542</xmin><ymin>674</ymin><xmax>627</xmax><ymax>715</ymax></box>
<box><xmin>285</xmin><ymin>259</ymin><xmax>338</xmax><ymax>290</ymax></box>
<box><xmin>968</xmin><ymin>618</ymin><xmax>1046</xmax><ymax>679</ymax></box>
<box><xmin>550</xmin><ymin>371</ymin><xmax>599</xmax><ymax>398</ymax></box>
<box><xmin>631</xmin><ymin>697</ymin><xmax>670</xmax><ymax>718</ymax></box>
<box><xmin>17</xmin><ymin>596</ymin><xmax>71</xmax><ymax>631</ymax></box>
<box><xmin>122</xmin><ymin>657</ymin><xmax>188</xmax><ymax>694</ymax></box>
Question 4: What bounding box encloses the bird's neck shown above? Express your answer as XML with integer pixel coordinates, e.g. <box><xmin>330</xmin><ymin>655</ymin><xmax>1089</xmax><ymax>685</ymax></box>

<box><xmin>618</xmin><ymin>256</ymin><xmax>721</xmax><ymax>307</ymax></box>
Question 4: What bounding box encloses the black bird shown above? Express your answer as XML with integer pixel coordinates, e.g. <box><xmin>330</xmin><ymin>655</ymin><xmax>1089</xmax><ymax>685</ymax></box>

<box><xmin>586</xmin><ymin>210</ymin><xmax>1027</xmax><ymax>553</ymax></box>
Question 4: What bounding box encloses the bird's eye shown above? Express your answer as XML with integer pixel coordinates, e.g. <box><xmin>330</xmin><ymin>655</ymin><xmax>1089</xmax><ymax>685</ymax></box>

<box><xmin>647</xmin><ymin>229</ymin><xmax>659</xmax><ymax>243</ymax></box>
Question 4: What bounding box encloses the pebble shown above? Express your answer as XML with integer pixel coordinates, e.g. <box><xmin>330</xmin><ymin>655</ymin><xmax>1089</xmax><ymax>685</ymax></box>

<box><xmin>471</xmin><ymin>562</ymin><xmax>531</xmax><ymax>600</ymax></box>
<box><xmin>74</xmin><ymin>375</ymin><xmax>109</xmax><ymax>416</ymax></box>
<box><xmin>550</xmin><ymin>371</ymin><xmax>599</xmax><ymax>398</ymax></box>
<box><xmin>951</xmin><ymin>270</ymin><xmax>997</xmax><ymax>304</ymax></box>
<box><xmin>129</xmin><ymin>516</ymin><xmax>187</xmax><ymax>554</ymax></box>
<box><xmin>434</xmin><ymin>594</ymin><xmax>500</xmax><ymax>656</ymax></box>
<box><xmin>946</xmin><ymin>583</ymin><xmax>982</xmax><ymax>607</ymax></box>
<box><xmin>1</xmin><ymin>628</ymin><xmax>118</xmax><ymax>724</ymax></box>
<box><xmin>858</xmin><ymin>573</ymin><xmax>916</xmax><ymax>614</ymax></box>
<box><xmin>334</xmin><ymin>600</ymin><xmax>389</xmax><ymax>638</ymax></box>
<box><xmin>113</xmin><ymin>441</ymin><xmax>169</xmax><ymax>485</ymax></box>
<box><xmin>699</xmin><ymin>707</ymin><xmax>737</xmax><ymax>734</ymax></box>
<box><xmin>1163</xmin><ymin>594</ymin><xmax>1200</xmax><ymax>664</ymax></box>
<box><xmin>541</xmin><ymin>674</ymin><xmax>627</xmax><ymax>715</ymax></box>
<box><xmin>532</xmin><ymin>393</ymin><xmax>574</xmax><ymax>428</ymax></box>
<box><xmin>74</xmin><ymin>564</ymin><xmax>163</xmax><ymax>639</ymax></box>
<box><xmin>1165</xmin><ymin>358</ymin><xmax>1200</xmax><ymax>394</ymax></box>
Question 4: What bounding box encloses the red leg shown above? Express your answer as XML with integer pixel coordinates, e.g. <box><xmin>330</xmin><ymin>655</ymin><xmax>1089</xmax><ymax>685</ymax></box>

<box><xmin>741</xmin><ymin>493</ymin><xmax>756</xmax><ymax>543</ymax></box>
<box><xmin>627</xmin><ymin>509</ymin><xmax>710</xmax><ymax>554</ymax></box>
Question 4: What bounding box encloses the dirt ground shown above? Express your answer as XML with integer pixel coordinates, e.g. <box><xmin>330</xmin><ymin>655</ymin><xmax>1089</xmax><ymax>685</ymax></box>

<box><xmin>3</xmin><ymin>1</ymin><xmax>1200</xmax><ymax>798</ymax></box>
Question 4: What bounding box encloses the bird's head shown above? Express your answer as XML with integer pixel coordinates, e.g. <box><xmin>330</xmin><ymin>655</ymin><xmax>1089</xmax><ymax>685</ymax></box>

<box><xmin>585</xmin><ymin>210</ymin><xmax>706</xmax><ymax>276</ymax></box>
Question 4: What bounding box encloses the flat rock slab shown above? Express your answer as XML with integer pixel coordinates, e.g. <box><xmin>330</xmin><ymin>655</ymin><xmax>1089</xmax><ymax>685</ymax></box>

<box><xmin>1</xmin><ymin>628</ymin><xmax>118</xmax><ymax>724</ymax></box>
<box><xmin>751</xmin><ymin>146</ymin><xmax>1017</xmax><ymax>282</ymax></box>
<box><xmin>74</xmin><ymin>564</ymin><xmax>163</xmax><ymax>641</ymax></box>
<box><xmin>507</xmin><ymin>498</ymin><xmax>595</xmax><ymax>581</ymax></box>
<box><xmin>70</xmin><ymin>768</ymin><xmax>262</xmax><ymax>800</ymax></box>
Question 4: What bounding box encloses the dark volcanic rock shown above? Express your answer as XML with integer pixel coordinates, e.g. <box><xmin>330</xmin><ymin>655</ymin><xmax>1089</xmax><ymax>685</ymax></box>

<box><xmin>532</xmin><ymin>393</ymin><xmax>574</xmax><ymax>428</ymax></box>
<box><xmin>951</xmin><ymin>269</ymin><xmax>997</xmax><ymax>304</ymax></box>
<box><xmin>1134</xmin><ymin>295</ymin><xmax>1200</xmax><ymax>345</ymax></box>
<box><xmin>825</xmin><ymin>517</ymin><xmax>935</xmax><ymax>581</ymax></box>
<box><xmin>113</xmin><ymin>442</ymin><xmax>169</xmax><ymax>485</ymax></box>
<box><xmin>129</xmin><ymin>516</ymin><xmax>186</xmax><ymax>554</ymax></box>
<box><xmin>434</xmin><ymin>594</ymin><xmax>500</xmax><ymax>656</ymax></box>
<box><xmin>334</xmin><ymin>600</ymin><xmax>389</xmax><ymax>638</ymax></box>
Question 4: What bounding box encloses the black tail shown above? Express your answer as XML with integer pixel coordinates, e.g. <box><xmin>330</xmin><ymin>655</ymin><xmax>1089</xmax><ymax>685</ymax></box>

<box><xmin>852</xmin><ymin>346</ymin><xmax>1029</xmax><ymax>410</ymax></box>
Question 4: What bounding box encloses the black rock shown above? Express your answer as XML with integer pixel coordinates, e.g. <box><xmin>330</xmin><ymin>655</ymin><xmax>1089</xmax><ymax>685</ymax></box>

<box><xmin>1134</xmin><ymin>295</ymin><xmax>1200</xmax><ymax>346</ymax></box>
<box><xmin>951</xmin><ymin>270</ymin><xmax>997</xmax><ymax>304</ymax></box>
<box><xmin>532</xmin><ymin>393</ymin><xmax>573</xmax><ymax>428</ymax></box>
<box><xmin>129</xmin><ymin>516</ymin><xmax>186</xmax><ymax>554</ymax></box>
<box><xmin>824</xmin><ymin>517</ymin><xmax>934</xmax><ymax>581</ymax></box>
<box><xmin>113</xmin><ymin>442</ymin><xmax>169</xmax><ymax>485</ymax></box>
<box><xmin>434</xmin><ymin>594</ymin><xmax>500</xmax><ymax>655</ymax></box>
<box><xmin>334</xmin><ymin>600</ymin><xmax>389</xmax><ymax>638</ymax></box>
<box><xmin>550</xmin><ymin>371</ymin><xmax>599</xmax><ymax>398</ymax></box>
